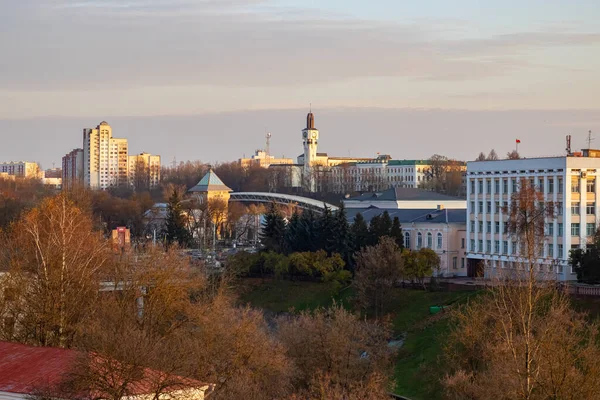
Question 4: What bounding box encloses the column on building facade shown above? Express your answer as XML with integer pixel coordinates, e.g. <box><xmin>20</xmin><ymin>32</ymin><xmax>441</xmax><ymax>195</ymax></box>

<box><xmin>499</xmin><ymin>174</ymin><xmax>505</xmax><ymax>263</ymax></box>
<box><xmin>580</xmin><ymin>173</ymin><xmax>587</xmax><ymax>248</ymax></box>
<box><xmin>564</xmin><ymin>171</ymin><xmax>572</xmax><ymax>276</ymax></box>
<box><xmin>552</xmin><ymin>174</ymin><xmax>558</xmax><ymax>262</ymax></box>
<box><xmin>507</xmin><ymin>175</ymin><xmax>514</xmax><ymax>257</ymax></box>
<box><xmin>596</xmin><ymin>171</ymin><xmax>600</xmax><ymax>233</ymax></box>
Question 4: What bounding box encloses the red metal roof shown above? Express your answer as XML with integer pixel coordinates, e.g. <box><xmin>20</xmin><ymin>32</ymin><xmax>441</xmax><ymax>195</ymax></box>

<box><xmin>0</xmin><ymin>341</ymin><xmax>210</xmax><ymax>396</ymax></box>
<box><xmin>0</xmin><ymin>341</ymin><xmax>77</xmax><ymax>394</ymax></box>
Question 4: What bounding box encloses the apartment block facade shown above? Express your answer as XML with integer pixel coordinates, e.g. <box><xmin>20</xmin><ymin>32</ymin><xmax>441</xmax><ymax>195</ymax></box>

<box><xmin>61</xmin><ymin>148</ymin><xmax>84</xmax><ymax>189</ymax></box>
<box><xmin>466</xmin><ymin>156</ymin><xmax>600</xmax><ymax>281</ymax></box>
<box><xmin>82</xmin><ymin>122</ymin><xmax>129</xmax><ymax>190</ymax></box>
<box><xmin>0</xmin><ymin>161</ymin><xmax>41</xmax><ymax>178</ymax></box>
<box><xmin>128</xmin><ymin>152</ymin><xmax>161</xmax><ymax>190</ymax></box>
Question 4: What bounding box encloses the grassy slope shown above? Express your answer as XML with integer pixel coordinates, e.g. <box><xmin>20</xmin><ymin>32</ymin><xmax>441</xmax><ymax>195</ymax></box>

<box><xmin>236</xmin><ymin>278</ymin><xmax>354</xmax><ymax>313</ymax></box>
<box><xmin>388</xmin><ymin>290</ymin><xmax>479</xmax><ymax>400</ymax></box>
<box><xmin>237</xmin><ymin>277</ymin><xmax>478</xmax><ymax>400</ymax></box>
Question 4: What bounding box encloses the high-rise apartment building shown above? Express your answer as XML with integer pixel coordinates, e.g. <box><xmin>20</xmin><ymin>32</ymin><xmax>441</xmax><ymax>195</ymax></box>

<box><xmin>466</xmin><ymin>154</ymin><xmax>600</xmax><ymax>281</ymax></box>
<box><xmin>0</xmin><ymin>161</ymin><xmax>42</xmax><ymax>178</ymax></box>
<box><xmin>62</xmin><ymin>148</ymin><xmax>84</xmax><ymax>190</ymax></box>
<box><xmin>82</xmin><ymin>122</ymin><xmax>129</xmax><ymax>190</ymax></box>
<box><xmin>128</xmin><ymin>152</ymin><xmax>161</xmax><ymax>190</ymax></box>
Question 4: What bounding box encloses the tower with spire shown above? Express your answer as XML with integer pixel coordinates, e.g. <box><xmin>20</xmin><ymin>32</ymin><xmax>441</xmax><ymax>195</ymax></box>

<box><xmin>302</xmin><ymin>109</ymin><xmax>319</xmax><ymax>191</ymax></box>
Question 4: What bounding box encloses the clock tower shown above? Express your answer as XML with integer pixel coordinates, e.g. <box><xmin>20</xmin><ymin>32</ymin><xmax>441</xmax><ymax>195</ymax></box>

<box><xmin>302</xmin><ymin>111</ymin><xmax>319</xmax><ymax>191</ymax></box>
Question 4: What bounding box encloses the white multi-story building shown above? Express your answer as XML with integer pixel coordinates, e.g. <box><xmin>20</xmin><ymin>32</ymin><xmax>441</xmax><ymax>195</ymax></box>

<box><xmin>82</xmin><ymin>121</ymin><xmax>129</xmax><ymax>190</ymax></box>
<box><xmin>331</xmin><ymin>159</ymin><xmax>466</xmax><ymax>194</ymax></box>
<box><xmin>466</xmin><ymin>154</ymin><xmax>600</xmax><ymax>281</ymax></box>
<box><xmin>128</xmin><ymin>152</ymin><xmax>161</xmax><ymax>190</ymax></box>
<box><xmin>0</xmin><ymin>161</ymin><xmax>41</xmax><ymax>178</ymax></box>
<box><xmin>62</xmin><ymin>148</ymin><xmax>84</xmax><ymax>190</ymax></box>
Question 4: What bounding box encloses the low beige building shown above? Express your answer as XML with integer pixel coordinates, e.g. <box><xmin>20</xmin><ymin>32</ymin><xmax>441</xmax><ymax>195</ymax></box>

<box><xmin>240</xmin><ymin>150</ymin><xmax>294</xmax><ymax>168</ymax></box>
<box><xmin>346</xmin><ymin>207</ymin><xmax>468</xmax><ymax>277</ymax></box>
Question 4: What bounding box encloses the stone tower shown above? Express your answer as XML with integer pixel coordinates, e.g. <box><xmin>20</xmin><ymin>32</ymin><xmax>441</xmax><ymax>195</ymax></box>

<box><xmin>302</xmin><ymin>111</ymin><xmax>319</xmax><ymax>191</ymax></box>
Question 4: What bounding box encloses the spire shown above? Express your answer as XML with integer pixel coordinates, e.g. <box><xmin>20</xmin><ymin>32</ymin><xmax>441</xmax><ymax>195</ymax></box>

<box><xmin>306</xmin><ymin>110</ymin><xmax>315</xmax><ymax>130</ymax></box>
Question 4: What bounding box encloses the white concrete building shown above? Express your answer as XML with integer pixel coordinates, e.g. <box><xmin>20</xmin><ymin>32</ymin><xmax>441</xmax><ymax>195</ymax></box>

<box><xmin>83</xmin><ymin>121</ymin><xmax>129</xmax><ymax>190</ymax></box>
<box><xmin>331</xmin><ymin>159</ymin><xmax>467</xmax><ymax>194</ymax></box>
<box><xmin>128</xmin><ymin>152</ymin><xmax>161</xmax><ymax>190</ymax></box>
<box><xmin>466</xmin><ymin>155</ymin><xmax>600</xmax><ymax>281</ymax></box>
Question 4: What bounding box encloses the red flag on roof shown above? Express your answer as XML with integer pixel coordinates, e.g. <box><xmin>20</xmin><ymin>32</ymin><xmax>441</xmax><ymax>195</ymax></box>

<box><xmin>516</xmin><ymin>139</ymin><xmax>521</xmax><ymax>143</ymax></box>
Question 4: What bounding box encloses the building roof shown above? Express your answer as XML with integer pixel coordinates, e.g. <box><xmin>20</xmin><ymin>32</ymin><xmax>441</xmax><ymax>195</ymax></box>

<box><xmin>0</xmin><ymin>341</ymin><xmax>210</xmax><ymax>397</ymax></box>
<box><xmin>346</xmin><ymin>207</ymin><xmax>466</xmax><ymax>225</ymax></box>
<box><xmin>0</xmin><ymin>342</ymin><xmax>76</xmax><ymax>394</ymax></box>
<box><xmin>188</xmin><ymin>169</ymin><xmax>232</xmax><ymax>193</ymax></box>
<box><xmin>347</xmin><ymin>187</ymin><xmax>465</xmax><ymax>202</ymax></box>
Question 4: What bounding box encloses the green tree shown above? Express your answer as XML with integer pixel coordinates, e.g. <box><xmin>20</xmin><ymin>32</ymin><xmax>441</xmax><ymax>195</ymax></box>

<box><xmin>260</xmin><ymin>203</ymin><xmax>286</xmax><ymax>253</ymax></box>
<box><xmin>164</xmin><ymin>188</ymin><xmax>192</xmax><ymax>247</ymax></box>
<box><xmin>332</xmin><ymin>204</ymin><xmax>352</xmax><ymax>266</ymax></box>
<box><xmin>570</xmin><ymin>228</ymin><xmax>600</xmax><ymax>283</ymax></box>
<box><xmin>350</xmin><ymin>213</ymin><xmax>369</xmax><ymax>253</ymax></box>
<box><xmin>390</xmin><ymin>216</ymin><xmax>404</xmax><ymax>249</ymax></box>
<box><xmin>403</xmin><ymin>248</ymin><xmax>440</xmax><ymax>289</ymax></box>
<box><xmin>368</xmin><ymin>211</ymin><xmax>392</xmax><ymax>245</ymax></box>
<box><xmin>298</xmin><ymin>208</ymin><xmax>319</xmax><ymax>252</ymax></box>
<box><xmin>318</xmin><ymin>206</ymin><xmax>337</xmax><ymax>255</ymax></box>
<box><xmin>285</xmin><ymin>211</ymin><xmax>302</xmax><ymax>254</ymax></box>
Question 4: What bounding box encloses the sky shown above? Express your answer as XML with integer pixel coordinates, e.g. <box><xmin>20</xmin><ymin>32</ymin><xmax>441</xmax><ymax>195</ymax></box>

<box><xmin>1</xmin><ymin>0</ymin><xmax>600</xmax><ymax>168</ymax></box>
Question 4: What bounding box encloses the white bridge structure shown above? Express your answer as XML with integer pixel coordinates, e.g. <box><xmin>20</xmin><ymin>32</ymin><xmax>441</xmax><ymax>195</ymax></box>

<box><xmin>229</xmin><ymin>192</ymin><xmax>339</xmax><ymax>213</ymax></box>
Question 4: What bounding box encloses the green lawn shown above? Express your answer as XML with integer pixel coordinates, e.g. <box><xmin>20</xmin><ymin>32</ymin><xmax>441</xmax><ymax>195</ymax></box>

<box><xmin>236</xmin><ymin>278</ymin><xmax>354</xmax><ymax>313</ymax></box>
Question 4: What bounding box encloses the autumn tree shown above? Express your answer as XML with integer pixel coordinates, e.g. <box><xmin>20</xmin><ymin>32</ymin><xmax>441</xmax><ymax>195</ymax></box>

<box><xmin>507</xmin><ymin>150</ymin><xmax>521</xmax><ymax>159</ymax></box>
<box><xmin>443</xmin><ymin>181</ymin><xmax>600</xmax><ymax>399</ymax></box>
<box><xmin>187</xmin><ymin>299</ymin><xmax>294</xmax><ymax>399</ymax></box>
<box><xmin>0</xmin><ymin>194</ymin><xmax>109</xmax><ymax>348</ymax></box>
<box><xmin>487</xmin><ymin>149</ymin><xmax>499</xmax><ymax>160</ymax></box>
<box><xmin>278</xmin><ymin>304</ymin><xmax>393</xmax><ymax>393</ymax></box>
<box><xmin>354</xmin><ymin>237</ymin><xmax>404</xmax><ymax>317</ymax></box>
<box><xmin>422</xmin><ymin>154</ymin><xmax>465</xmax><ymax>196</ymax></box>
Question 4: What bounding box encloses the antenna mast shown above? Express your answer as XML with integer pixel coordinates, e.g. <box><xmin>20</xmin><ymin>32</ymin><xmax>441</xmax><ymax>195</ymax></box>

<box><xmin>266</xmin><ymin>132</ymin><xmax>272</xmax><ymax>159</ymax></box>
<box><xmin>566</xmin><ymin>135</ymin><xmax>572</xmax><ymax>156</ymax></box>
<box><xmin>587</xmin><ymin>130</ymin><xmax>594</xmax><ymax>149</ymax></box>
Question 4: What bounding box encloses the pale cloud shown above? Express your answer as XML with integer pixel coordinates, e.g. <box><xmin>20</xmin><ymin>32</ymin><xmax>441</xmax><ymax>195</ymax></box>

<box><xmin>1</xmin><ymin>0</ymin><xmax>599</xmax><ymax>92</ymax></box>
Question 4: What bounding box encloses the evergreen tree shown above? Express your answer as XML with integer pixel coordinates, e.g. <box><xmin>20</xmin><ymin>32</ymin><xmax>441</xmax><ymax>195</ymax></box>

<box><xmin>260</xmin><ymin>202</ymin><xmax>286</xmax><ymax>253</ymax></box>
<box><xmin>298</xmin><ymin>208</ymin><xmax>319</xmax><ymax>252</ymax></box>
<box><xmin>318</xmin><ymin>205</ymin><xmax>337</xmax><ymax>255</ymax></box>
<box><xmin>368</xmin><ymin>211</ymin><xmax>393</xmax><ymax>245</ymax></box>
<box><xmin>165</xmin><ymin>189</ymin><xmax>192</xmax><ymax>247</ymax></box>
<box><xmin>351</xmin><ymin>213</ymin><xmax>369</xmax><ymax>252</ymax></box>
<box><xmin>285</xmin><ymin>211</ymin><xmax>302</xmax><ymax>254</ymax></box>
<box><xmin>390</xmin><ymin>216</ymin><xmax>404</xmax><ymax>249</ymax></box>
<box><xmin>332</xmin><ymin>204</ymin><xmax>352</xmax><ymax>266</ymax></box>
